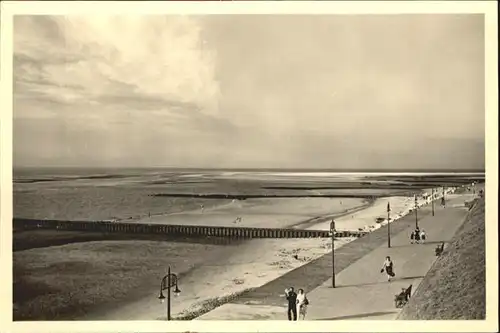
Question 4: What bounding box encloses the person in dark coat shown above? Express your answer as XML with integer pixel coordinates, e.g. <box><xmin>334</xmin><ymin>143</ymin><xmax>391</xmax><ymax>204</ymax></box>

<box><xmin>414</xmin><ymin>228</ymin><xmax>421</xmax><ymax>244</ymax></box>
<box><xmin>410</xmin><ymin>231</ymin><xmax>415</xmax><ymax>244</ymax></box>
<box><xmin>285</xmin><ymin>287</ymin><xmax>298</xmax><ymax>321</ymax></box>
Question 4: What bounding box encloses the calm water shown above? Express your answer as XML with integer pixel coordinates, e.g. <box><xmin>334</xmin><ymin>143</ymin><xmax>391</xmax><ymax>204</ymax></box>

<box><xmin>13</xmin><ymin>168</ymin><xmax>484</xmax><ymax>221</ymax></box>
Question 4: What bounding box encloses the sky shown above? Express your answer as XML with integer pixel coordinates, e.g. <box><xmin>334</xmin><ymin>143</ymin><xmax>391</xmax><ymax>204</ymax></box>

<box><xmin>13</xmin><ymin>14</ymin><xmax>485</xmax><ymax>170</ymax></box>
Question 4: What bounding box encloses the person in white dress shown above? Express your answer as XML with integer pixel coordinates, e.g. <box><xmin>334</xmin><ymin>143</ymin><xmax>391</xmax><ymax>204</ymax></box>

<box><xmin>420</xmin><ymin>229</ymin><xmax>426</xmax><ymax>243</ymax></box>
<box><xmin>296</xmin><ymin>288</ymin><xmax>309</xmax><ymax>320</ymax></box>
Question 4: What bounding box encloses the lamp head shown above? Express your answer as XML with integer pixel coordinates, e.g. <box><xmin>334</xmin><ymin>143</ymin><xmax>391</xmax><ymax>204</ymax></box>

<box><xmin>158</xmin><ymin>291</ymin><xmax>166</xmax><ymax>303</ymax></box>
<box><xmin>174</xmin><ymin>285</ymin><xmax>181</xmax><ymax>296</ymax></box>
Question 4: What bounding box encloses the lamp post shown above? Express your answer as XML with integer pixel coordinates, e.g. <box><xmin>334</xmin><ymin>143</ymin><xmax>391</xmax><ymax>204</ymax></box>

<box><xmin>431</xmin><ymin>188</ymin><xmax>435</xmax><ymax>216</ymax></box>
<box><xmin>442</xmin><ymin>186</ymin><xmax>446</xmax><ymax>208</ymax></box>
<box><xmin>387</xmin><ymin>202</ymin><xmax>391</xmax><ymax>248</ymax></box>
<box><xmin>330</xmin><ymin>220</ymin><xmax>336</xmax><ymax>288</ymax></box>
<box><xmin>414</xmin><ymin>195</ymin><xmax>419</xmax><ymax>229</ymax></box>
<box><xmin>158</xmin><ymin>266</ymin><xmax>181</xmax><ymax>321</ymax></box>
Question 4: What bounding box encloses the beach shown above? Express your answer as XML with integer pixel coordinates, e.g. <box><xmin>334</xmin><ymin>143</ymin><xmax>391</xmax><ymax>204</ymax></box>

<box><xmin>13</xmin><ymin>169</ymin><xmax>474</xmax><ymax>320</ymax></box>
<box><xmin>83</xmin><ymin>187</ymin><xmax>456</xmax><ymax>320</ymax></box>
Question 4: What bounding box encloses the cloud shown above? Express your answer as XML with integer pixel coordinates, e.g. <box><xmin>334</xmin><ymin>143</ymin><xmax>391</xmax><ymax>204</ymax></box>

<box><xmin>13</xmin><ymin>15</ymin><xmax>485</xmax><ymax>169</ymax></box>
<box><xmin>14</xmin><ymin>16</ymin><xmax>221</xmax><ymax>119</ymax></box>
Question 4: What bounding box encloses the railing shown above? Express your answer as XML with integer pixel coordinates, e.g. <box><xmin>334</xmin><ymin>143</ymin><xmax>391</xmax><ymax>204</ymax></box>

<box><xmin>13</xmin><ymin>218</ymin><xmax>368</xmax><ymax>239</ymax></box>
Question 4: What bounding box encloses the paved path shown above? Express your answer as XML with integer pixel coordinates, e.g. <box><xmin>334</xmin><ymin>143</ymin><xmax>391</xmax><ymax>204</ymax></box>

<box><xmin>197</xmin><ymin>192</ymin><xmax>476</xmax><ymax>320</ymax></box>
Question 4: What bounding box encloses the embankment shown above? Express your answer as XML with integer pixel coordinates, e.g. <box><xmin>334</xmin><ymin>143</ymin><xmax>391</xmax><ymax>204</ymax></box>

<box><xmin>398</xmin><ymin>198</ymin><xmax>485</xmax><ymax>320</ymax></box>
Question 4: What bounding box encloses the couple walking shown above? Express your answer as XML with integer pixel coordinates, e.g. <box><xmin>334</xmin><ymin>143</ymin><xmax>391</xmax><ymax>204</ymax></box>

<box><xmin>285</xmin><ymin>287</ymin><xmax>309</xmax><ymax>320</ymax></box>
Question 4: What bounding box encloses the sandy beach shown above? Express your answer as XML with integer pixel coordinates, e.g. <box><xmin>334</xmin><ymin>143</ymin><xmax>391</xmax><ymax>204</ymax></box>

<box><xmin>82</xmin><ymin>188</ymin><xmax>455</xmax><ymax>320</ymax></box>
<box><xmin>136</xmin><ymin>197</ymin><xmax>369</xmax><ymax>228</ymax></box>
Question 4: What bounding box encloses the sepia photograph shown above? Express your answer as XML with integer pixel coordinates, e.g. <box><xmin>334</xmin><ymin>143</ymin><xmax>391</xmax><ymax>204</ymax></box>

<box><xmin>1</xmin><ymin>1</ymin><xmax>498</xmax><ymax>332</ymax></box>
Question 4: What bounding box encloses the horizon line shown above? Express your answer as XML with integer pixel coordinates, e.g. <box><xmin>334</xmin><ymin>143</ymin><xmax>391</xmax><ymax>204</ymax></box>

<box><xmin>12</xmin><ymin>166</ymin><xmax>486</xmax><ymax>173</ymax></box>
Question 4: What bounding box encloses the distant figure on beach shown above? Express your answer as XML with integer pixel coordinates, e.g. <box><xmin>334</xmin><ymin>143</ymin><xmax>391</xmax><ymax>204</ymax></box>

<box><xmin>285</xmin><ymin>287</ymin><xmax>298</xmax><ymax>321</ymax></box>
<box><xmin>233</xmin><ymin>216</ymin><xmax>242</xmax><ymax>224</ymax></box>
<box><xmin>409</xmin><ymin>231</ymin><xmax>415</xmax><ymax>244</ymax></box>
<box><xmin>420</xmin><ymin>229</ymin><xmax>426</xmax><ymax>243</ymax></box>
<box><xmin>296</xmin><ymin>288</ymin><xmax>309</xmax><ymax>320</ymax></box>
<box><xmin>200</xmin><ymin>204</ymin><xmax>204</xmax><ymax>213</ymax></box>
<box><xmin>381</xmin><ymin>256</ymin><xmax>395</xmax><ymax>282</ymax></box>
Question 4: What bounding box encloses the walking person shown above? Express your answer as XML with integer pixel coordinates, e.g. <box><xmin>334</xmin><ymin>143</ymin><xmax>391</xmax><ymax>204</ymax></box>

<box><xmin>409</xmin><ymin>231</ymin><xmax>415</xmax><ymax>244</ymax></box>
<box><xmin>420</xmin><ymin>229</ymin><xmax>426</xmax><ymax>244</ymax></box>
<box><xmin>381</xmin><ymin>256</ymin><xmax>395</xmax><ymax>282</ymax></box>
<box><xmin>285</xmin><ymin>287</ymin><xmax>298</xmax><ymax>321</ymax></box>
<box><xmin>296</xmin><ymin>288</ymin><xmax>309</xmax><ymax>320</ymax></box>
<box><xmin>414</xmin><ymin>228</ymin><xmax>421</xmax><ymax>244</ymax></box>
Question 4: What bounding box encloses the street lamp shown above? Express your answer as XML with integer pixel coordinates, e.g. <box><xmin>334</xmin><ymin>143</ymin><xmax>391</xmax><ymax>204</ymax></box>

<box><xmin>158</xmin><ymin>266</ymin><xmax>181</xmax><ymax>321</ymax></box>
<box><xmin>387</xmin><ymin>202</ymin><xmax>391</xmax><ymax>248</ymax></box>
<box><xmin>431</xmin><ymin>188</ymin><xmax>435</xmax><ymax>216</ymax></box>
<box><xmin>414</xmin><ymin>195</ymin><xmax>419</xmax><ymax>229</ymax></box>
<box><xmin>442</xmin><ymin>186</ymin><xmax>446</xmax><ymax>208</ymax></box>
<box><xmin>330</xmin><ymin>220</ymin><xmax>336</xmax><ymax>288</ymax></box>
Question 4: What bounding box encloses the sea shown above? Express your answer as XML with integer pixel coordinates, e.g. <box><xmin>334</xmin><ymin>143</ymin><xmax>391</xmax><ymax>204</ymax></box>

<box><xmin>13</xmin><ymin>167</ymin><xmax>484</xmax><ymax>222</ymax></box>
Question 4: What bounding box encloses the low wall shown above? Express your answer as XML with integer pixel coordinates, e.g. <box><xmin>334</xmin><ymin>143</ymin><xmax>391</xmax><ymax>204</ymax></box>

<box><xmin>13</xmin><ymin>218</ymin><xmax>368</xmax><ymax>239</ymax></box>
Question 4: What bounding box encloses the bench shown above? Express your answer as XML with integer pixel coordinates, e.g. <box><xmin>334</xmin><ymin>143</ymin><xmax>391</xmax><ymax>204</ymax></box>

<box><xmin>394</xmin><ymin>284</ymin><xmax>412</xmax><ymax>308</ymax></box>
<box><xmin>465</xmin><ymin>199</ymin><xmax>478</xmax><ymax>210</ymax></box>
<box><xmin>435</xmin><ymin>242</ymin><xmax>445</xmax><ymax>256</ymax></box>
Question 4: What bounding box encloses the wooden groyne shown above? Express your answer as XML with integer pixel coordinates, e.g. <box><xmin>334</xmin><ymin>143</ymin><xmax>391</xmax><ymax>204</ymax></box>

<box><xmin>150</xmin><ymin>193</ymin><xmax>377</xmax><ymax>200</ymax></box>
<box><xmin>13</xmin><ymin>218</ymin><xmax>368</xmax><ymax>239</ymax></box>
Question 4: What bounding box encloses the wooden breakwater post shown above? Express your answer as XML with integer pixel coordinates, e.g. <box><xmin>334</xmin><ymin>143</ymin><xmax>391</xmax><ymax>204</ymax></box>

<box><xmin>12</xmin><ymin>218</ymin><xmax>369</xmax><ymax>239</ymax></box>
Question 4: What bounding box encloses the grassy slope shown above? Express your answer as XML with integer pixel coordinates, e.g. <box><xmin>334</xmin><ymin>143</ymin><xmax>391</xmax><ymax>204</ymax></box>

<box><xmin>398</xmin><ymin>198</ymin><xmax>485</xmax><ymax>320</ymax></box>
<box><xmin>13</xmin><ymin>240</ymin><xmax>224</xmax><ymax>320</ymax></box>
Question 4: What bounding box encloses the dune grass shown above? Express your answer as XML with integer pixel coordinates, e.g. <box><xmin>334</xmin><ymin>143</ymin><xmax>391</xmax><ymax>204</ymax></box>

<box><xmin>398</xmin><ymin>198</ymin><xmax>485</xmax><ymax>320</ymax></box>
<box><xmin>13</xmin><ymin>240</ymin><xmax>222</xmax><ymax>320</ymax></box>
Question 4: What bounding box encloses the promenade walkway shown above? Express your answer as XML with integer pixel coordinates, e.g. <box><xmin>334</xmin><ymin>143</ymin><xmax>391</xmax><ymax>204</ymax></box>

<box><xmin>197</xmin><ymin>192</ymin><xmax>476</xmax><ymax>320</ymax></box>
